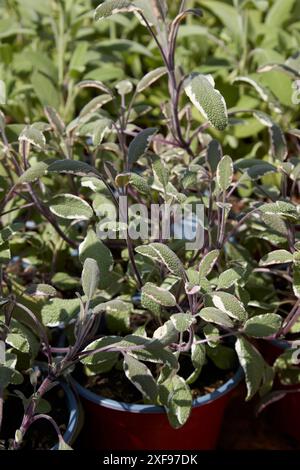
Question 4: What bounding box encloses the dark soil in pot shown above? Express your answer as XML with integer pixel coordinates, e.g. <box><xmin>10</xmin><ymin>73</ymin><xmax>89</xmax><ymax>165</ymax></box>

<box><xmin>75</xmin><ymin>357</ymin><xmax>235</xmax><ymax>404</ymax></box>
<box><xmin>0</xmin><ymin>379</ymin><xmax>69</xmax><ymax>450</ymax></box>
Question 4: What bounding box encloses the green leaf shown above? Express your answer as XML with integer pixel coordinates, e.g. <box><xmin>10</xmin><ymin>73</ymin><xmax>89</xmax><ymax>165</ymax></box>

<box><xmin>95</xmin><ymin>0</ymin><xmax>140</xmax><ymax>21</ymax></box>
<box><xmin>201</xmin><ymin>1</ymin><xmax>243</xmax><ymax>41</ymax></box>
<box><xmin>128</xmin><ymin>128</ymin><xmax>157</xmax><ymax>166</ymax></box>
<box><xmin>0</xmin><ymin>365</ymin><xmax>23</xmax><ymax>388</ymax></box>
<box><xmin>129</xmin><ymin>173</ymin><xmax>150</xmax><ymax>195</ymax></box>
<box><xmin>79</xmin><ymin>95</ymin><xmax>113</xmax><ymax>118</ymax></box>
<box><xmin>170</xmin><ymin>313</ymin><xmax>196</xmax><ymax>333</ymax></box>
<box><xmin>153</xmin><ymin>320</ymin><xmax>178</xmax><ymax>346</ymax></box>
<box><xmin>217</xmin><ymin>267</ymin><xmax>243</xmax><ymax>290</ymax></box>
<box><xmin>233</xmin><ymin>76</ymin><xmax>281</xmax><ymax>113</ymax></box>
<box><xmin>79</xmin><ymin>229</ymin><xmax>113</xmax><ymax>289</ymax></box>
<box><xmin>142</xmin><ymin>282</ymin><xmax>176</xmax><ymax>307</ymax></box>
<box><xmin>235</xmin><ymin>337</ymin><xmax>265</xmax><ymax>400</ymax></box>
<box><xmin>265</xmin><ymin>0</ymin><xmax>296</xmax><ymax>29</ymax></box>
<box><xmin>184</xmin><ymin>73</ymin><xmax>228</xmax><ymax>131</ymax></box>
<box><xmin>41</xmin><ymin>298</ymin><xmax>80</xmax><ymax>327</ymax></box>
<box><xmin>93</xmin><ymin>118</ymin><xmax>113</xmax><ymax>146</ymax></box>
<box><xmin>199</xmin><ymin>250</ymin><xmax>219</xmax><ymax>278</ymax></box>
<box><xmin>19</xmin><ymin>126</ymin><xmax>45</xmax><ymax>149</ymax></box>
<box><xmin>259</xmin><ymin>201</ymin><xmax>298</xmax><ymax>220</ymax></box>
<box><xmin>123</xmin><ymin>354</ymin><xmax>158</xmax><ymax>402</ymax></box>
<box><xmin>217</xmin><ymin>155</ymin><xmax>233</xmax><ymax>191</ymax></box>
<box><xmin>160</xmin><ymin>375</ymin><xmax>192</xmax><ymax>429</ymax></box>
<box><xmin>50</xmin><ymin>194</ymin><xmax>93</xmax><ymax>220</ymax></box>
<box><xmin>81</xmin><ymin>336</ymin><xmax>121</xmax><ymax>373</ymax></box>
<box><xmin>6</xmin><ymin>333</ymin><xmax>30</xmax><ymax>354</ymax></box>
<box><xmin>136</xmin><ymin>67</ymin><xmax>167</xmax><ymax>93</ymax></box>
<box><xmin>211</xmin><ymin>292</ymin><xmax>248</xmax><ymax>322</ymax></box>
<box><xmin>44</xmin><ymin>106</ymin><xmax>65</xmax><ymax>135</ymax></box>
<box><xmin>259</xmin><ymin>249</ymin><xmax>293</xmax><ymax>266</ymax></box>
<box><xmin>244</xmin><ymin>314</ymin><xmax>282</xmax><ymax>338</ymax></box>
<box><xmin>48</xmin><ymin>160</ymin><xmax>101</xmax><ymax>178</ymax></box>
<box><xmin>93</xmin><ymin>299</ymin><xmax>131</xmax><ymax>333</ymax></box>
<box><xmin>270</xmin><ymin>124</ymin><xmax>287</xmax><ymax>161</ymax></box>
<box><xmin>186</xmin><ymin>338</ymin><xmax>206</xmax><ymax>384</ymax></box>
<box><xmin>206</xmin><ymin>344</ymin><xmax>236</xmax><ymax>370</ymax></box>
<box><xmin>198</xmin><ymin>307</ymin><xmax>234</xmax><ymax>328</ymax></box>
<box><xmin>207</xmin><ymin>139</ymin><xmax>222</xmax><ymax>174</ymax></box>
<box><xmin>32</xmin><ymin>71</ymin><xmax>60</xmax><ymax>109</ymax></box>
<box><xmin>25</xmin><ymin>283</ymin><xmax>57</xmax><ymax>297</ymax></box>
<box><xmin>82</xmin><ymin>258</ymin><xmax>100</xmax><ymax>299</ymax></box>
<box><xmin>152</xmin><ymin>155</ymin><xmax>169</xmax><ymax>189</ymax></box>
<box><xmin>136</xmin><ymin>242</ymin><xmax>185</xmax><ymax>278</ymax></box>
<box><xmin>18</xmin><ymin>162</ymin><xmax>49</xmax><ymax>183</ymax></box>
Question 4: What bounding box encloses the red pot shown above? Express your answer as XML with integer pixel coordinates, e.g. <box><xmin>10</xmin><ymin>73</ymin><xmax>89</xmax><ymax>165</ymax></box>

<box><xmin>258</xmin><ymin>340</ymin><xmax>300</xmax><ymax>443</ymax></box>
<box><xmin>72</xmin><ymin>368</ymin><xmax>243</xmax><ymax>450</ymax></box>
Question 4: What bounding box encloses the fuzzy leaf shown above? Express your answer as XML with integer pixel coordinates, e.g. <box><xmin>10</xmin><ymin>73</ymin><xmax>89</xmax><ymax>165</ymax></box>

<box><xmin>199</xmin><ymin>250</ymin><xmax>219</xmax><ymax>278</ymax></box>
<box><xmin>128</xmin><ymin>128</ymin><xmax>157</xmax><ymax>166</ymax></box>
<box><xmin>142</xmin><ymin>282</ymin><xmax>176</xmax><ymax>307</ymax></box>
<box><xmin>235</xmin><ymin>337</ymin><xmax>265</xmax><ymax>400</ymax></box>
<box><xmin>136</xmin><ymin>67</ymin><xmax>167</xmax><ymax>93</ymax></box>
<box><xmin>244</xmin><ymin>314</ymin><xmax>282</xmax><ymax>338</ymax></box>
<box><xmin>25</xmin><ymin>283</ymin><xmax>57</xmax><ymax>297</ymax></box>
<box><xmin>50</xmin><ymin>194</ymin><xmax>93</xmax><ymax>220</ymax></box>
<box><xmin>170</xmin><ymin>313</ymin><xmax>196</xmax><ymax>333</ymax></box>
<box><xmin>186</xmin><ymin>339</ymin><xmax>206</xmax><ymax>384</ymax></box>
<box><xmin>217</xmin><ymin>155</ymin><xmax>233</xmax><ymax>191</ymax></box>
<box><xmin>123</xmin><ymin>354</ymin><xmax>158</xmax><ymax>402</ymax></box>
<box><xmin>217</xmin><ymin>267</ymin><xmax>243</xmax><ymax>290</ymax></box>
<box><xmin>81</xmin><ymin>336</ymin><xmax>121</xmax><ymax>373</ymax></box>
<box><xmin>136</xmin><ymin>243</ymin><xmax>185</xmax><ymax>278</ymax></box>
<box><xmin>153</xmin><ymin>320</ymin><xmax>178</xmax><ymax>346</ymax></box>
<box><xmin>160</xmin><ymin>375</ymin><xmax>192</xmax><ymax>429</ymax></box>
<box><xmin>18</xmin><ymin>162</ymin><xmax>49</xmax><ymax>183</ymax></box>
<box><xmin>184</xmin><ymin>73</ymin><xmax>228</xmax><ymax>131</ymax></box>
<box><xmin>259</xmin><ymin>250</ymin><xmax>293</xmax><ymax>266</ymax></box>
<box><xmin>95</xmin><ymin>0</ymin><xmax>140</xmax><ymax>21</ymax></box>
<box><xmin>79</xmin><ymin>229</ymin><xmax>113</xmax><ymax>289</ymax></box>
<box><xmin>198</xmin><ymin>307</ymin><xmax>234</xmax><ymax>328</ymax></box>
<box><xmin>44</xmin><ymin>106</ymin><xmax>65</xmax><ymax>135</ymax></box>
<box><xmin>211</xmin><ymin>292</ymin><xmax>248</xmax><ymax>322</ymax></box>
<box><xmin>48</xmin><ymin>160</ymin><xmax>101</xmax><ymax>178</ymax></box>
<box><xmin>19</xmin><ymin>126</ymin><xmax>45</xmax><ymax>149</ymax></box>
<box><xmin>82</xmin><ymin>258</ymin><xmax>100</xmax><ymax>299</ymax></box>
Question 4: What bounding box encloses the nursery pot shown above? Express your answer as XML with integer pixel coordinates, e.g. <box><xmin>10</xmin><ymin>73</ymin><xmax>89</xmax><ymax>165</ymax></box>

<box><xmin>258</xmin><ymin>339</ymin><xmax>300</xmax><ymax>443</ymax></box>
<box><xmin>72</xmin><ymin>367</ymin><xmax>243</xmax><ymax>450</ymax></box>
<box><xmin>52</xmin><ymin>381</ymin><xmax>83</xmax><ymax>449</ymax></box>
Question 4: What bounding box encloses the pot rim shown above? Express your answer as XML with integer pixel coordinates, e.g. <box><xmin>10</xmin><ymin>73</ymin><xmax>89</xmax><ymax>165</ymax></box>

<box><xmin>52</xmin><ymin>381</ymin><xmax>81</xmax><ymax>449</ymax></box>
<box><xmin>72</xmin><ymin>366</ymin><xmax>244</xmax><ymax>414</ymax></box>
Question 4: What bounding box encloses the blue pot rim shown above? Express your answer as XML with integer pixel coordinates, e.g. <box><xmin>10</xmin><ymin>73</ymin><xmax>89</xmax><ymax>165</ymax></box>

<box><xmin>72</xmin><ymin>367</ymin><xmax>244</xmax><ymax>414</ymax></box>
<box><xmin>52</xmin><ymin>381</ymin><xmax>81</xmax><ymax>449</ymax></box>
<box><xmin>271</xmin><ymin>339</ymin><xmax>290</xmax><ymax>350</ymax></box>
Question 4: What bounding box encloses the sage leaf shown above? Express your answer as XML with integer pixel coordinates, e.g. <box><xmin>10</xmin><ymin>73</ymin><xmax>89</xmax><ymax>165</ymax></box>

<box><xmin>123</xmin><ymin>353</ymin><xmax>158</xmax><ymax>402</ymax></box>
<box><xmin>128</xmin><ymin>127</ymin><xmax>157</xmax><ymax>166</ymax></box>
<box><xmin>82</xmin><ymin>258</ymin><xmax>100</xmax><ymax>299</ymax></box>
<box><xmin>50</xmin><ymin>194</ymin><xmax>93</xmax><ymax>220</ymax></box>
<box><xmin>244</xmin><ymin>314</ymin><xmax>282</xmax><ymax>338</ymax></box>
<box><xmin>184</xmin><ymin>73</ymin><xmax>228</xmax><ymax>131</ymax></box>
<box><xmin>235</xmin><ymin>337</ymin><xmax>265</xmax><ymax>400</ymax></box>
<box><xmin>211</xmin><ymin>291</ymin><xmax>248</xmax><ymax>322</ymax></box>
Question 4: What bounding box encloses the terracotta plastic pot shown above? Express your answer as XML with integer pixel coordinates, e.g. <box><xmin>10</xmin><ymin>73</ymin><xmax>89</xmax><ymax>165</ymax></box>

<box><xmin>259</xmin><ymin>340</ymin><xmax>300</xmax><ymax>443</ymax></box>
<box><xmin>72</xmin><ymin>367</ymin><xmax>243</xmax><ymax>450</ymax></box>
